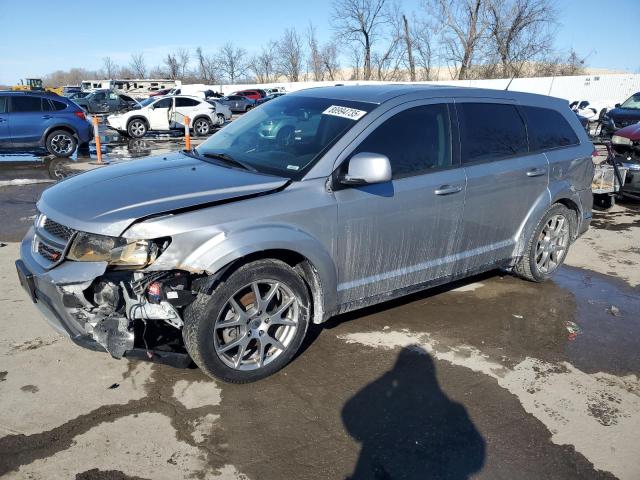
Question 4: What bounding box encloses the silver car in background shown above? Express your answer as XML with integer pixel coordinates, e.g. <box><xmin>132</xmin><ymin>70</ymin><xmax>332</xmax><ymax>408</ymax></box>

<box><xmin>16</xmin><ymin>85</ymin><xmax>593</xmax><ymax>383</ymax></box>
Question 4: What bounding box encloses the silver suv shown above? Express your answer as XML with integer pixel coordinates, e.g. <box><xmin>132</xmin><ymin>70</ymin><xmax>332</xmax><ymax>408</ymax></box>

<box><xmin>16</xmin><ymin>86</ymin><xmax>594</xmax><ymax>383</ymax></box>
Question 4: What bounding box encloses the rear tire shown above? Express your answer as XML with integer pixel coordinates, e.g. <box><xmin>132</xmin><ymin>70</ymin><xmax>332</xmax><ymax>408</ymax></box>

<box><xmin>192</xmin><ymin>117</ymin><xmax>212</xmax><ymax>136</ymax></box>
<box><xmin>183</xmin><ymin>259</ymin><xmax>310</xmax><ymax>383</ymax></box>
<box><xmin>45</xmin><ymin>130</ymin><xmax>76</xmax><ymax>157</ymax></box>
<box><xmin>514</xmin><ymin>204</ymin><xmax>575</xmax><ymax>282</ymax></box>
<box><xmin>127</xmin><ymin>119</ymin><xmax>147</xmax><ymax>138</ymax></box>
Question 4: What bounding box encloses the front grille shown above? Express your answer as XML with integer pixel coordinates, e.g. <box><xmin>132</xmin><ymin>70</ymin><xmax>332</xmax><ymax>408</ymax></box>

<box><xmin>37</xmin><ymin>242</ymin><xmax>64</xmax><ymax>263</ymax></box>
<box><xmin>32</xmin><ymin>213</ymin><xmax>76</xmax><ymax>268</ymax></box>
<box><xmin>43</xmin><ymin>217</ymin><xmax>76</xmax><ymax>242</ymax></box>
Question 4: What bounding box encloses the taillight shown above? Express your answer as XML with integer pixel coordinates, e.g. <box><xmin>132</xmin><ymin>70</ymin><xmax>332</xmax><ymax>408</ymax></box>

<box><xmin>74</xmin><ymin>111</ymin><xmax>86</xmax><ymax>121</ymax></box>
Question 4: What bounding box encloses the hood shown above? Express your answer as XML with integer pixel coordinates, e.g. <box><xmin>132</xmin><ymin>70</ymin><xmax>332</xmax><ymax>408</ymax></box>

<box><xmin>615</xmin><ymin>123</ymin><xmax>640</xmax><ymax>141</ymax></box>
<box><xmin>608</xmin><ymin>107</ymin><xmax>640</xmax><ymax>120</ymax></box>
<box><xmin>37</xmin><ymin>153</ymin><xmax>288</xmax><ymax>237</ymax></box>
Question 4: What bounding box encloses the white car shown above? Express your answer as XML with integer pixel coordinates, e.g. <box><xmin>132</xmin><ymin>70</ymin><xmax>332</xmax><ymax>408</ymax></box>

<box><xmin>107</xmin><ymin>95</ymin><xmax>228</xmax><ymax>138</ymax></box>
<box><xmin>569</xmin><ymin>100</ymin><xmax>611</xmax><ymax>122</ymax></box>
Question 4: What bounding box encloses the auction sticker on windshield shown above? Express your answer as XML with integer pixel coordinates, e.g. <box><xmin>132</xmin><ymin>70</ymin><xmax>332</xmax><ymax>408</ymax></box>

<box><xmin>322</xmin><ymin>105</ymin><xmax>367</xmax><ymax>121</ymax></box>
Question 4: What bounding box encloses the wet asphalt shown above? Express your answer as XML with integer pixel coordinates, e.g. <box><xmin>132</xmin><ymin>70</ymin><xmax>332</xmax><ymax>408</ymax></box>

<box><xmin>1</xmin><ymin>131</ymin><xmax>639</xmax><ymax>479</ymax></box>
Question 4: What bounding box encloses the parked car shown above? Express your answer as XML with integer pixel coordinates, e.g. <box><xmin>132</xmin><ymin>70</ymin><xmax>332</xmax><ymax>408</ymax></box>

<box><xmin>265</xmin><ymin>87</ymin><xmax>286</xmax><ymax>95</ymax></box>
<box><xmin>68</xmin><ymin>91</ymin><xmax>90</xmax><ymax>100</ymax></box>
<box><xmin>569</xmin><ymin>100</ymin><xmax>610</xmax><ymax>122</ymax></box>
<box><xmin>107</xmin><ymin>95</ymin><xmax>220</xmax><ymax>138</ymax></box>
<box><xmin>0</xmin><ymin>91</ymin><xmax>92</xmax><ymax>157</ymax></box>
<box><xmin>16</xmin><ymin>85</ymin><xmax>593</xmax><ymax>383</ymax></box>
<box><xmin>206</xmin><ymin>100</ymin><xmax>232</xmax><ymax>124</ymax></box>
<box><xmin>232</xmin><ymin>89</ymin><xmax>266</xmax><ymax>101</ymax></box>
<box><xmin>148</xmin><ymin>88</ymin><xmax>172</xmax><ymax>97</ymax></box>
<box><xmin>611</xmin><ymin>123</ymin><xmax>640</xmax><ymax>158</ymax></box>
<box><xmin>62</xmin><ymin>86</ymin><xmax>82</xmax><ymax>97</ymax></box>
<box><xmin>72</xmin><ymin>89</ymin><xmax>139</xmax><ymax>114</ymax></box>
<box><xmin>256</xmin><ymin>92</ymin><xmax>286</xmax><ymax>105</ymax></box>
<box><xmin>217</xmin><ymin>95</ymin><xmax>256</xmax><ymax>113</ymax></box>
<box><xmin>601</xmin><ymin>92</ymin><xmax>640</xmax><ymax>135</ymax></box>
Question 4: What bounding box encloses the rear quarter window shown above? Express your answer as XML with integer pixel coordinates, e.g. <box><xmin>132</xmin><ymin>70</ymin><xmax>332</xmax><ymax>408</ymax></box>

<box><xmin>51</xmin><ymin>100</ymin><xmax>67</xmax><ymax>111</ymax></box>
<box><xmin>521</xmin><ymin>106</ymin><xmax>579</xmax><ymax>151</ymax></box>
<box><xmin>457</xmin><ymin>103</ymin><xmax>527</xmax><ymax>163</ymax></box>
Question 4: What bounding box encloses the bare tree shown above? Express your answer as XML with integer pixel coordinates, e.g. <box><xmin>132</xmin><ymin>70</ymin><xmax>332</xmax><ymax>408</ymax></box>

<box><xmin>176</xmin><ymin>48</ymin><xmax>190</xmax><ymax>79</ymax></box>
<box><xmin>320</xmin><ymin>42</ymin><xmax>340</xmax><ymax>81</ymax></box>
<box><xmin>331</xmin><ymin>0</ymin><xmax>389</xmax><ymax>80</ymax></box>
<box><xmin>306</xmin><ymin>23</ymin><xmax>325</xmax><ymax>81</ymax></box>
<box><xmin>102</xmin><ymin>57</ymin><xmax>118</xmax><ymax>78</ymax></box>
<box><xmin>276</xmin><ymin>28</ymin><xmax>304</xmax><ymax>82</ymax></box>
<box><xmin>251</xmin><ymin>41</ymin><xmax>278</xmax><ymax>83</ymax></box>
<box><xmin>164</xmin><ymin>53</ymin><xmax>180</xmax><ymax>79</ymax></box>
<box><xmin>129</xmin><ymin>52</ymin><xmax>147</xmax><ymax>78</ymax></box>
<box><xmin>412</xmin><ymin>18</ymin><xmax>437</xmax><ymax>80</ymax></box>
<box><xmin>486</xmin><ymin>0</ymin><xmax>556</xmax><ymax>78</ymax></box>
<box><xmin>435</xmin><ymin>0</ymin><xmax>486</xmax><ymax>80</ymax></box>
<box><xmin>218</xmin><ymin>42</ymin><xmax>249</xmax><ymax>83</ymax></box>
<box><xmin>402</xmin><ymin>15</ymin><xmax>416</xmax><ymax>81</ymax></box>
<box><xmin>349</xmin><ymin>44</ymin><xmax>363</xmax><ymax>80</ymax></box>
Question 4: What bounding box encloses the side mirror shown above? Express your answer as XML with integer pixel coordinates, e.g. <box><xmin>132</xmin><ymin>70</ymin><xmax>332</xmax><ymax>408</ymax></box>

<box><xmin>615</xmin><ymin>103</ymin><xmax>621</xmax><ymax>108</ymax></box>
<box><xmin>340</xmin><ymin>152</ymin><xmax>392</xmax><ymax>185</ymax></box>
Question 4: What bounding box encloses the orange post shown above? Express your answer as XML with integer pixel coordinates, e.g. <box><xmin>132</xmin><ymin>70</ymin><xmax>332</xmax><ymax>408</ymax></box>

<box><xmin>92</xmin><ymin>116</ymin><xmax>102</xmax><ymax>164</ymax></box>
<box><xmin>184</xmin><ymin>115</ymin><xmax>191</xmax><ymax>150</ymax></box>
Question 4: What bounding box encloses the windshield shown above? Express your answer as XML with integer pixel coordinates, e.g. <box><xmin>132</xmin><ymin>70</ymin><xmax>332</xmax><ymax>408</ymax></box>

<box><xmin>196</xmin><ymin>95</ymin><xmax>374</xmax><ymax>179</ymax></box>
<box><xmin>621</xmin><ymin>94</ymin><xmax>640</xmax><ymax>110</ymax></box>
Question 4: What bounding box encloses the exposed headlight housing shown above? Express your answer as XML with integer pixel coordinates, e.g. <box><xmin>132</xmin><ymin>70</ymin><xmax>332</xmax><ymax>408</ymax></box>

<box><xmin>612</xmin><ymin>135</ymin><xmax>632</xmax><ymax>146</ymax></box>
<box><xmin>67</xmin><ymin>232</ymin><xmax>162</xmax><ymax>268</ymax></box>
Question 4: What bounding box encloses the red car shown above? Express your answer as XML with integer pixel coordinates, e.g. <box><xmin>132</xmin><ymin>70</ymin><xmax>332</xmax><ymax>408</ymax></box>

<box><xmin>231</xmin><ymin>89</ymin><xmax>265</xmax><ymax>101</ymax></box>
<box><xmin>148</xmin><ymin>88</ymin><xmax>172</xmax><ymax>97</ymax></box>
<box><xmin>611</xmin><ymin>123</ymin><xmax>640</xmax><ymax>158</ymax></box>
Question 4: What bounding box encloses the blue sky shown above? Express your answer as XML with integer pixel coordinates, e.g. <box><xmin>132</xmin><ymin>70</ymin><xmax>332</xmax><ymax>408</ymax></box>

<box><xmin>0</xmin><ymin>0</ymin><xmax>637</xmax><ymax>84</ymax></box>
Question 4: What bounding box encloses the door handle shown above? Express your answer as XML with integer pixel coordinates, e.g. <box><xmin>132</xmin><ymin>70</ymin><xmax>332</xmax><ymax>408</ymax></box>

<box><xmin>434</xmin><ymin>185</ymin><xmax>463</xmax><ymax>195</ymax></box>
<box><xmin>526</xmin><ymin>168</ymin><xmax>546</xmax><ymax>177</ymax></box>
<box><xmin>42</xmin><ymin>115</ymin><xmax>52</xmax><ymax>119</ymax></box>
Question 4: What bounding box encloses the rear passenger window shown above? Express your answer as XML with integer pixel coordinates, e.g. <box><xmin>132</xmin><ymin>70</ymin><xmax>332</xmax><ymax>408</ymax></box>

<box><xmin>0</xmin><ymin>96</ymin><xmax>6</xmax><ymax>113</ymax></box>
<box><xmin>521</xmin><ymin>106</ymin><xmax>579</xmax><ymax>151</ymax></box>
<box><xmin>353</xmin><ymin>104</ymin><xmax>452</xmax><ymax>178</ymax></box>
<box><xmin>11</xmin><ymin>96</ymin><xmax>43</xmax><ymax>112</ymax></box>
<box><xmin>175</xmin><ymin>98</ymin><xmax>200</xmax><ymax>107</ymax></box>
<box><xmin>42</xmin><ymin>99</ymin><xmax>53</xmax><ymax>111</ymax></box>
<box><xmin>457</xmin><ymin>103</ymin><xmax>527</xmax><ymax>163</ymax></box>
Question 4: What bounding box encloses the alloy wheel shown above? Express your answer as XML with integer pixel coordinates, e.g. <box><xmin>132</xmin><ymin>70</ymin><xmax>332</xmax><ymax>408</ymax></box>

<box><xmin>535</xmin><ymin>214</ymin><xmax>570</xmax><ymax>274</ymax></box>
<box><xmin>50</xmin><ymin>134</ymin><xmax>73</xmax><ymax>155</ymax></box>
<box><xmin>214</xmin><ymin>280</ymin><xmax>300</xmax><ymax>370</ymax></box>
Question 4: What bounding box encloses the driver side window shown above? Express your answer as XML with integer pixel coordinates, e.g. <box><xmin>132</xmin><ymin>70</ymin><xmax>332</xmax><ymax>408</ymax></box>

<box><xmin>154</xmin><ymin>98</ymin><xmax>172</xmax><ymax>109</ymax></box>
<box><xmin>352</xmin><ymin>104</ymin><xmax>452</xmax><ymax>179</ymax></box>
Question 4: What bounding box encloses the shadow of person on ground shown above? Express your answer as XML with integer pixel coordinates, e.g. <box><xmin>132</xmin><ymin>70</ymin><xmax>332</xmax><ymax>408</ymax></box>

<box><xmin>342</xmin><ymin>346</ymin><xmax>485</xmax><ymax>480</ymax></box>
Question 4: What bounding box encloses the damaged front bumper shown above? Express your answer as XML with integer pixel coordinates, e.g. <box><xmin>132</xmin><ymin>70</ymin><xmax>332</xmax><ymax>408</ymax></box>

<box><xmin>16</xmin><ymin>229</ymin><xmax>192</xmax><ymax>368</ymax></box>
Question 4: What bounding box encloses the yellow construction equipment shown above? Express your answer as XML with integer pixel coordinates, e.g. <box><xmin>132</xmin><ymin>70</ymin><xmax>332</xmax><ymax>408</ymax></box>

<box><xmin>12</xmin><ymin>78</ymin><xmax>63</xmax><ymax>95</ymax></box>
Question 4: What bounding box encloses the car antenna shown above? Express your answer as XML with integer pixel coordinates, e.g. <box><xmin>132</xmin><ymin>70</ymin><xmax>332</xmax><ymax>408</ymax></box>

<box><xmin>505</xmin><ymin>63</ymin><xmax>526</xmax><ymax>91</ymax></box>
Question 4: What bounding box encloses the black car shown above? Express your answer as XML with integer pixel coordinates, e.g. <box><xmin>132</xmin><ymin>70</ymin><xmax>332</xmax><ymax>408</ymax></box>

<box><xmin>72</xmin><ymin>89</ymin><xmax>139</xmax><ymax>114</ymax></box>
<box><xmin>601</xmin><ymin>92</ymin><xmax>640</xmax><ymax>135</ymax></box>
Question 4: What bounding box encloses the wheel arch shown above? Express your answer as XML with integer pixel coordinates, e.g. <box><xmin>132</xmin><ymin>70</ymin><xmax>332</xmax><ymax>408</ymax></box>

<box><xmin>174</xmin><ymin>227</ymin><xmax>338</xmax><ymax>324</ymax></box>
<box><xmin>126</xmin><ymin>115</ymin><xmax>150</xmax><ymax>129</ymax></box>
<box><xmin>41</xmin><ymin>124</ymin><xmax>79</xmax><ymax>146</ymax></box>
<box><xmin>513</xmin><ymin>184</ymin><xmax>583</xmax><ymax>260</ymax></box>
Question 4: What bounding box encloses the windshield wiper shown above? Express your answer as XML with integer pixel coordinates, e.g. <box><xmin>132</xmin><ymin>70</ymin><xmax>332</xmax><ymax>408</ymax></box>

<box><xmin>198</xmin><ymin>151</ymin><xmax>258</xmax><ymax>173</ymax></box>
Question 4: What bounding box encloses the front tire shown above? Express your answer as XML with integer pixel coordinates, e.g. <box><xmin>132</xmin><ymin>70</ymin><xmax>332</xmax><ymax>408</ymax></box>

<box><xmin>127</xmin><ymin>119</ymin><xmax>147</xmax><ymax>138</ymax></box>
<box><xmin>45</xmin><ymin>130</ymin><xmax>76</xmax><ymax>157</ymax></box>
<box><xmin>514</xmin><ymin>204</ymin><xmax>575</xmax><ymax>282</ymax></box>
<box><xmin>183</xmin><ymin>259</ymin><xmax>310</xmax><ymax>383</ymax></box>
<box><xmin>216</xmin><ymin>113</ymin><xmax>225</xmax><ymax>126</ymax></box>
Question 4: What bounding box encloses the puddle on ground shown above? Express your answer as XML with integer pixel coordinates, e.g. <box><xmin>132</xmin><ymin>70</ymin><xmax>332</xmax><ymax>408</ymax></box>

<box><xmin>326</xmin><ymin>266</ymin><xmax>640</xmax><ymax>377</ymax></box>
